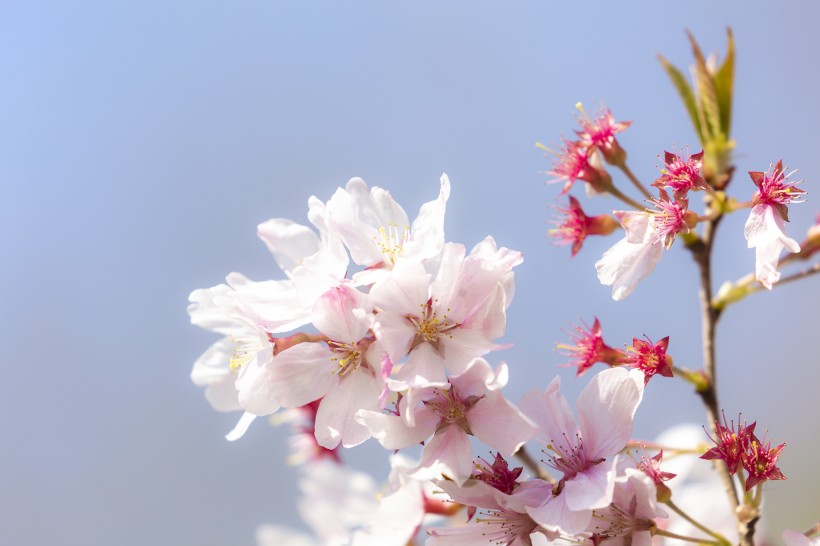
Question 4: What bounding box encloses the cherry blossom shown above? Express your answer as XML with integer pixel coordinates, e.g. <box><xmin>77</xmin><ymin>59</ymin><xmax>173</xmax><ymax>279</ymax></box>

<box><xmin>575</xmin><ymin>104</ymin><xmax>631</xmax><ymax>165</ymax></box>
<box><xmin>652</xmin><ymin>149</ymin><xmax>708</xmax><ymax>199</ymax></box>
<box><xmin>595</xmin><ymin>212</ymin><xmax>664</xmax><ymax>301</ymax></box>
<box><xmin>323</xmin><ymin>174</ymin><xmax>450</xmax><ymax>284</ymax></box>
<box><xmin>358</xmin><ymin>358</ymin><xmax>536</xmax><ymax>485</ymax></box>
<box><xmin>549</xmin><ymin>196</ymin><xmax>618</xmax><ymax>256</ymax></box>
<box><xmin>744</xmin><ymin>203</ymin><xmax>800</xmax><ymax>289</ymax></box>
<box><xmin>557</xmin><ymin>318</ymin><xmax>625</xmax><ymax>377</ymax></box>
<box><xmin>585</xmin><ymin>468</ymin><xmax>665</xmax><ymax>546</ymax></box>
<box><xmin>744</xmin><ymin>161</ymin><xmax>805</xmax><ymax>289</ymax></box>
<box><xmin>369</xmin><ymin>241</ymin><xmax>521</xmax><ymax>391</ymax></box>
<box><xmin>520</xmin><ymin>368</ymin><xmax>644</xmax><ymax>535</ymax></box>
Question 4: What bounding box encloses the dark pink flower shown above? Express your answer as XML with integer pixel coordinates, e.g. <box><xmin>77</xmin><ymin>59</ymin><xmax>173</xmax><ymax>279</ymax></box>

<box><xmin>549</xmin><ymin>196</ymin><xmax>618</xmax><ymax>256</ymax></box>
<box><xmin>701</xmin><ymin>413</ymin><xmax>758</xmax><ymax>474</ymax></box>
<box><xmin>473</xmin><ymin>452</ymin><xmax>524</xmax><ymax>495</ymax></box>
<box><xmin>742</xmin><ymin>435</ymin><xmax>786</xmax><ymax>491</ymax></box>
<box><xmin>544</xmin><ymin>139</ymin><xmax>611</xmax><ymax>194</ymax></box>
<box><xmin>653</xmin><ymin>149</ymin><xmax>708</xmax><ymax>199</ymax></box>
<box><xmin>575</xmin><ymin>104</ymin><xmax>632</xmax><ymax>165</ymax></box>
<box><xmin>557</xmin><ymin>318</ymin><xmax>626</xmax><ymax>376</ymax></box>
<box><xmin>750</xmin><ymin>160</ymin><xmax>806</xmax><ymax>221</ymax></box>
<box><xmin>623</xmin><ymin>335</ymin><xmax>673</xmax><ymax>384</ymax></box>
<box><xmin>648</xmin><ymin>190</ymin><xmax>697</xmax><ymax>249</ymax></box>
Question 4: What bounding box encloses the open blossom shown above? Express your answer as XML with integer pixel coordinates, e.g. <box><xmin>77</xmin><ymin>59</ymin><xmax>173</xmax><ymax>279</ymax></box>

<box><xmin>520</xmin><ymin>368</ymin><xmax>644</xmax><ymax>535</ymax></box>
<box><xmin>585</xmin><ymin>468</ymin><xmax>666</xmax><ymax>546</ymax></box>
<box><xmin>429</xmin><ymin>463</ymin><xmax>556</xmax><ymax>546</ymax></box>
<box><xmin>549</xmin><ymin>196</ymin><xmax>618</xmax><ymax>256</ymax></box>
<box><xmin>323</xmin><ymin>174</ymin><xmax>450</xmax><ymax>284</ymax></box>
<box><xmin>259</xmin><ymin>285</ymin><xmax>387</xmax><ymax>449</ymax></box>
<box><xmin>357</xmin><ymin>358</ymin><xmax>536</xmax><ymax>486</ymax></box>
<box><xmin>370</xmin><ymin>241</ymin><xmax>521</xmax><ymax>391</ymax></box>
<box><xmin>557</xmin><ymin>317</ymin><xmax>626</xmax><ymax>376</ymax></box>
<box><xmin>652</xmin><ymin>149</ymin><xmax>708</xmax><ymax>199</ymax></box>
<box><xmin>750</xmin><ymin>160</ymin><xmax>806</xmax><ymax>219</ymax></box>
<box><xmin>595</xmin><ymin>212</ymin><xmax>664</xmax><ymax>301</ymax></box>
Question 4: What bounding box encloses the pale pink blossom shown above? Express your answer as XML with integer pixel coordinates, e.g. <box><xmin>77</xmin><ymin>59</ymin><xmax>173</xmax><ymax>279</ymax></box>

<box><xmin>358</xmin><ymin>358</ymin><xmax>536</xmax><ymax>486</ymax></box>
<box><xmin>586</xmin><ymin>468</ymin><xmax>666</xmax><ymax>546</ymax></box>
<box><xmin>595</xmin><ymin>212</ymin><xmax>663</xmax><ymax>301</ymax></box>
<box><xmin>370</xmin><ymin>242</ymin><xmax>520</xmax><ymax>391</ymax></box>
<box><xmin>350</xmin><ymin>455</ymin><xmax>441</xmax><ymax>546</ymax></box>
<box><xmin>744</xmin><ymin>204</ymin><xmax>800</xmax><ymax>289</ymax></box>
<box><xmin>519</xmin><ymin>368</ymin><xmax>644</xmax><ymax>535</ymax></box>
<box><xmin>323</xmin><ymin>174</ymin><xmax>450</xmax><ymax>284</ymax></box>
<box><xmin>254</xmin><ymin>285</ymin><xmax>386</xmax><ymax>449</ymax></box>
<box><xmin>428</xmin><ymin>471</ymin><xmax>556</xmax><ymax>546</ymax></box>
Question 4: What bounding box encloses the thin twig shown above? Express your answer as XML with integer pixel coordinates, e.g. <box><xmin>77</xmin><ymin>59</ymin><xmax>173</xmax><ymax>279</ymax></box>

<box><xmin>618</xmin><ymin>163</ymin><xmax>654</xmax><ymax>199</ymax></box>
<box><xmin>514</xmin><ymin>445</ymin><xmax>555</xmax><ymax>483</ymax></box>
<box><xmin>665</xmin><ymin>500</ymin><xmax>732</xmax><ymax>545</ymax></box>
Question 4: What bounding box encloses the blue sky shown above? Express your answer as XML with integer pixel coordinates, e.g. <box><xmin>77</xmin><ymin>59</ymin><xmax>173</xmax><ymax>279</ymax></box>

<box><xmin>2</xmin><ymin>2</ymin><xmax>819</xmax><ymax>545</ymax></box>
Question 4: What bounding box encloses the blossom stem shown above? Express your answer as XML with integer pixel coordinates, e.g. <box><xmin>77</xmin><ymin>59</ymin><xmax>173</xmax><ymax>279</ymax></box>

<box><xmin>607</xmin><ymin>185</ymin><xmax>645</xmax><ymax>210</ymax></box>
<box><xmin>625</xmin><ymin>439</ymin><xmax>704</xmax><ymax>455</ymax></box>
<box><xmin>687</xmin><ymin>211</ymin><xmax>747</xmax><ymax>540</ymax></box>
<box><xmin>514</xmin><ymin>445</ymin><xmax>555</xmax><ymax>483</ymax></box>
<box><xmin>654</xmin><ymin>529</ymin><xmax>724</xmax><ymax>545</ymax></box>
<box><xmin>617</xmin><ymin>163</ymin><xmax>654</xmax><ymax>199</ymax></box>
<box><xmin>664</xmin><ymin>500</ymin><xmax>732</xmax><ymax>546</ymax></box>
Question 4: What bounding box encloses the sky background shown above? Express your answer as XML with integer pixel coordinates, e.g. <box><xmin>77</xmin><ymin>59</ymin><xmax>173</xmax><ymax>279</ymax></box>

<box><xmin>2</xmin><ymin>2</ymin><xmax>819</xmax><ymax>545</ymax></box>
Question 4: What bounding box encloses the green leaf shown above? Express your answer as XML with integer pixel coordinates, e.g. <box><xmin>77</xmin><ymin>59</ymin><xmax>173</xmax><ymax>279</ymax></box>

<box><xmin>658</xmin><ymin>54</ymin><xmax>703</xmax><ymax>143</ymax></box>
<box><xmin>714</xmin><ymin>28</ymin><xmax>735</xmax><ymax>136</ymax></box>
<box><xmin>686</xmin><ymin>30</ymin><xmax>722</xmax><ymax>143</ymax></box>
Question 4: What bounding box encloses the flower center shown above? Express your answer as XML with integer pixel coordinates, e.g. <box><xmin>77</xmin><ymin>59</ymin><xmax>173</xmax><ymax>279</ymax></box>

<box><xmin>423</xmin><ymin>386</ymin><xmax>483</xmax><ymax>434</ymax></box>
<box><xmin>407</xmin><ymin>298</ymin><xmax>458</xmax><ymax>352</ymax></box>
<box><xmin>474</xmin><ymin>508</ymin><xmax>538</xmax><ymax>546</ymax></box>
<box><xmin>327</xmin><ymin>340</ymin><xmax>363</xmax><ymax>377</ymax></box>
<box><xmin>229</xmin><ymin>333</ymin><xmax>268</xmax><ymax>372</ymax></box>
<box><xmin>544</xmin><ymin>432</ymin><xmax>604</xmax><ymax>493</ymax></box>
<box><xmin>374</xmin><ymin>223</ymin><xmax>410</xmax><ymax>267</ymax></box>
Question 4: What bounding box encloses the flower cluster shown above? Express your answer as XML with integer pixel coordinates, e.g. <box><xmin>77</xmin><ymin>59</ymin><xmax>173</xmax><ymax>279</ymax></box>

<box><xmin>185</xmin><ymin>31</ymin><xmax>816</xmax><ymax>546</ymax></box>
<box><xmin>701</xmin><ymin>413</ymin><xmax>786</xmax><ymax>491</ymax></box>
<box><xmin>558</xmin><ymin>317</ymin><xmax>673</xmax><ymax>385</ymax></box>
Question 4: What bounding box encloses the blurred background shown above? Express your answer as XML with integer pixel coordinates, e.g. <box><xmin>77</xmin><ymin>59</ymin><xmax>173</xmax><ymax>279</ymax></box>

<box><xmin>2</xmin><ymin>2</ymin><xmax>819</xmax><ymax>545</ymax></box>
